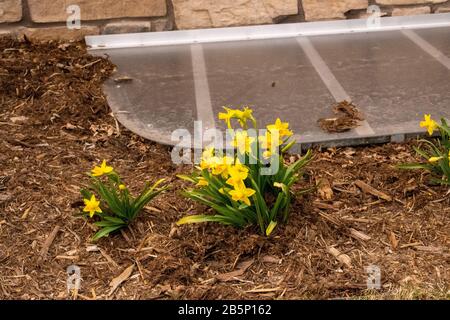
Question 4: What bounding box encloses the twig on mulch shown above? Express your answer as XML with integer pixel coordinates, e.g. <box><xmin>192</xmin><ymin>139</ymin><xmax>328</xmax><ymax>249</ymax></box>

<box><xmin>355</xmin><ymin>180</ymin><xmax>392</xmax><ymax>201</ymax></box>
<box><xmin>39</xmin><ymin>225</ymin><xmax>61</xmax><ymax>259</ymax></box>
<box><xmin>327</xmin><ymin>246</ymin><xmax>352</xmax><ymax>268</ymax></box>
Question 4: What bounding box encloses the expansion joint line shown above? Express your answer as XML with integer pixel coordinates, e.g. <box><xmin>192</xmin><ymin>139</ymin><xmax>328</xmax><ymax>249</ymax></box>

<box><xmin>296</xmin><ymin>36</ymin><xmax>375</xmax><ymax>137</ymax></box>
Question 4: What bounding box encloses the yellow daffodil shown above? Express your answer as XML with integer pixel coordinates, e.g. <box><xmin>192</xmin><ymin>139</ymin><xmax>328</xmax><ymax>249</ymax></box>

<box><xmin>267</xmin><ymin>118</ymin><xmax>293</xmax><ymax>138</ymax></box>
<box><xmin>232</xmin><ymin>130</ymin><xmax>256</xmax><ymax>154</ymax></box>
<box><xmin>229</xmin><ymin>181</ymin><xmax>256</xmax><ymax>206</ymax></box>
<box><xmin>196</xmin><ymin>177</ymin><xmax>209</xmax><ymax>187</ymax></box>
<box><xmin>226</xmin><ymin>164</ymin><xmax>249</xmax><ymax>186</ymax></box>
<box><xmin>211</xmin><ymin>156</ymin><xmax>233</xmax><ymax>178</ymax></box>
<box><xmin>92</xmin><ymin>160</ymin><xmax>113</xmax><ymax>177</ymax></box>
<box><xmin>200</xmin><ymin>147</ymin><xmax>216</xmax><ymax>170</ymax></box>
<box><xmin>218</xmin><ymin>107</ymin><xmax>236</xmax><ymax>129</ymax></box>
<box><xmin>202</xmin><ymin>147</ymin><xmax>215</xmax><ymax>160</ymax></box>
<box><xmin>428</xmin><ymin>156</ymin><xmax>443</xmax><ymax>163</ymax></box>
<box><xmin>119</xmin><ymin>184</ymin><xmax>127</xmax><ymax>190</ymax></box>
<box><xmin>420</xmin><ymin>114</ymin><xmax>438</xmax><ymax>136</ymax></box>
<box><xmin>259</xmin><ymin>131</ymin><xmax>281</xmax><ymax>149</ymax></box>
<box><xmin>262</xmin><ymin>150</ymin><xmax>272</xmax><ymax>159</ymax></box>
<box><xmin>83</xmin><ymin>195</ymin><xmax>102</xmax><ymax>218</ymax></box>
<box><xmin>259</xmin><ymin>131</ymin><xmax>281</xmax><ymax>159</ymax></box>
<box><xmin>234</xmin><ymin>106</ymin><xmax>255</xmax><ymax>128</ymax></box>
<box><xmin>200</xmin><ymin>157</ymin><xmax>215</xmax><ymax>170</ymax></box>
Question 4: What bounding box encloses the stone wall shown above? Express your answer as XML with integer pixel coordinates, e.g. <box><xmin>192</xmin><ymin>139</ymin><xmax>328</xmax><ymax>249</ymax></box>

<box><xmin>0</xmin><ymin>0</ymin><xmax>449</xmax><ymax>41</ymax></box>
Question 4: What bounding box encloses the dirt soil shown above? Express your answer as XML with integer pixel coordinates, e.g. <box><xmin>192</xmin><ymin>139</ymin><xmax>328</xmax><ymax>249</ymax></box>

<box><xmin>0</xmin><ymin>38</ymin><xmax>449</xmax><ymax>300</ymax></box>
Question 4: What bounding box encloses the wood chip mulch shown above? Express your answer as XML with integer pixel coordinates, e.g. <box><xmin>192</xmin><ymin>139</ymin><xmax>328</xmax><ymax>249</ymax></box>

<box><xmin>0</xmin><ymin>37</ymin><xmax>448</xmax><ymax>300</ymax></box>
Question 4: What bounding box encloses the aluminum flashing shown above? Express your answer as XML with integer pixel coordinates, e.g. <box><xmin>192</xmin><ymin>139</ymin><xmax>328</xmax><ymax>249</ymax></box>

<box><xmin>87</xmin><ymin>14</ymin><xmax>450</xmax><ymax>148</ymax></box>
<box><xmin>86</xmin><ymin>13</ymin><xmax>450</xmax><ymax>49</ymax></box>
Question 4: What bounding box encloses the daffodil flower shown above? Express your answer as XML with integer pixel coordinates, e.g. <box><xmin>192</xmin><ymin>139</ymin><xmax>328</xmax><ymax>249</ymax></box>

<box><xmin>92</xmin><ymin>160</ymin><xmax>113</xmax><ymax>177</ymax></box>
<box><xmin>229</xmin><ymin>181</ymin><xmax>256</xmax><ymax>206</ymax></box>
<box><xmin>234</xmin><ymin>106</ymin><xmax>255</xmax><ymax>128</ymax></box>
<box><xmin>211</xmin><ymin>156</ymin><xmax>233</xmax><ymax>178</ymax></box>
<box><xmin>200</xmin><ymin>157</ymin><xmax>215</xmax><ymax>170</ymax></box>
<box><xmin>202</xmin><ymin>147</ymin><xmax>215</xmax><ymax>160</ymax></box>
<box><xmin>226</xmin><ymin>164</ymin><xmax>249</xmax><ymax>186</ymax></box>
<box><xmin>267</xmin><ymin>118</ymin><xmax>293</xmax><ymax>138</ymax></box>
<box><xmin>119</xmin><ymin>184</ymin><xmax>127</xmax><ymax>191</ymax></box>
<box><xmin>83</xmin><ymin>195</ymin><xmax>102</xmax><ymax>218</ymax></box>
<box><xmin>200</xmin><ymin>148</ymin><xmax>217</xmax><ymax>170</ymax></box>
<box><xmin>232</xmin><ymin>131</ymin><xmax>256</xmax><ymax>154</ymax></box>
<box><xmin>420</xmin><ymin>114</ymin><xmax>438</xmax><ymax>136</ymax></box>
<box><xmin>218</xmin><ymin>107</ymin><xmax>236</xmax><ymax>129</ymax></box>
<box><xmin>259</xmin><ymin>131</ymin><xmax>281</xmax><ymax>159</ymax></box>
<box><xmin>259</xmin><ymin>131</ymin><xmax>281</xmax><ymax>149</ymax></box>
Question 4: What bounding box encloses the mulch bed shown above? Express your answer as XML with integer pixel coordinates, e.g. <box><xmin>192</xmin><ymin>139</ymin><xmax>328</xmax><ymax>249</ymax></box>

<box><xmin>0</xmin><ymin>38</ymin><xmax>448</xmax><ymax>300</ymax></box>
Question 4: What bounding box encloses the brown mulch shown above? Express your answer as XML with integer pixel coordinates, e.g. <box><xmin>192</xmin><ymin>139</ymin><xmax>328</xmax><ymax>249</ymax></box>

<box><xmin>0</xmin><ymin>37</ymin><xmax>449</xmax><ymax>300</ymax></box>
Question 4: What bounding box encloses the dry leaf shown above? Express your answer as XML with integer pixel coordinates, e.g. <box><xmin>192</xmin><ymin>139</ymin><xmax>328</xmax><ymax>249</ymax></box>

<box><xmin>389</xmin><ymin>231</ymin><xmax>399</xmax><ymax>250</ymax></box>
<box><xmin>109</xmin><ymin>264</ymin><xmax>134</xmax><ymax>296</ymax></box>
<box><xmin>216</xmin><ymin>259</ymin><xmax>254</xmax><ymax>281</ymax></box>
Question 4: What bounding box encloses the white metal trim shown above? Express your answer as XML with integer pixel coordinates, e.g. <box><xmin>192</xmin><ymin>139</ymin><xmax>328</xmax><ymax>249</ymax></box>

<box><xmin>86</xmin><ymin>13</ymin><xmax>450</xmax><ymax>50</ymax></box>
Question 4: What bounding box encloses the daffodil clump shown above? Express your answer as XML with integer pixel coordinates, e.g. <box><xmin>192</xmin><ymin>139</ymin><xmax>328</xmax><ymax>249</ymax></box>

<box><xmin>177</xmin><ymin>106</ymin><xmax>312</xmax><ymax>236</ymax></box>
<box><xmin>80</xmin><ymin>160</ymin><xmax>168</xmax><ymax>240</ymax></box>
<box><xmin>399</xmin><ymin>115</ymin><xmax>450</xmax><ymax>185</ymax></box>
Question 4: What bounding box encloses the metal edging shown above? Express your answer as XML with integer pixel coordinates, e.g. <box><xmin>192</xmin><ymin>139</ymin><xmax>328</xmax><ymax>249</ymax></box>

<box><xmin>86</xmin><ymin>13</ymin><xmax>450</xmax><ymax>50</ymax></box>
